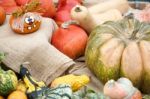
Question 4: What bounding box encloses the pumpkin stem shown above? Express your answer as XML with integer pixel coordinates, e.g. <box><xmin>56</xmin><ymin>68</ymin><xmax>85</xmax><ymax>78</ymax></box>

<box><xmin>75</xmin><ymin>6</ymin><xmax>82</xmax><ymax>12</ymax></box>
<box><xmin>130</xmin><ymin>29</ymin><xmax>139</xmax><ymax>40</ymax></box>
<box><xmin>61</xmin><ymin>20</ymin><xmax>79</xmax><ymax>29</ymax></box>
<box><xmin>107</xmin><ymin>80</ymin><xmax>115</xmax><ymax>87</ymax></box>
<box><xmin>12</xmin><ymin>0</ymin><xmax>44</xmax><ymax>18</ymax></box>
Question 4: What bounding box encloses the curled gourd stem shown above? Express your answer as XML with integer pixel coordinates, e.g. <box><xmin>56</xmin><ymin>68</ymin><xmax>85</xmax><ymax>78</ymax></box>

<box><xmin>61</xmin><ymin>20</ymin><xmax>79</xmax><ymax>29</ymax></box>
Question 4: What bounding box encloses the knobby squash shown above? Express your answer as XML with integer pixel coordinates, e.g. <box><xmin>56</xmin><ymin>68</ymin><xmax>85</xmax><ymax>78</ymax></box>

<box><xmin>0</xmin><ymin>67</ymin><xmax>18</xmax><ymax>95</ymax></box>
<box><xmin>85</xmin><ymin>17</ymin><xmax>150</xmax><ymax>93</ymax></box>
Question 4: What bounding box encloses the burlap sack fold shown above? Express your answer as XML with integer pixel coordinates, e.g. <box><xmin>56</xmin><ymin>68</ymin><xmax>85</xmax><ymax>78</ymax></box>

<box><xmin>0</xmin><ymin>16</ymin><xmax>75</xmax><ymax>85</ymax></box>
<box><xmin>68</xmin><ymin>61</ymin><xmax>104</xmax><ymax>93</ymax></box>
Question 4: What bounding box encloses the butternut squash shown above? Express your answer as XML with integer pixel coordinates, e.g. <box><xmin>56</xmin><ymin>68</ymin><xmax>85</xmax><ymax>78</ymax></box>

<box><xmin>71</xmin><ymin>5</ymin><xmax>123</xmax><ymax>34</ymax></box>
<box><xmin>88</xmin><ymin>0</ymin><xmax>130</xmax><ymax>14</ymax></box>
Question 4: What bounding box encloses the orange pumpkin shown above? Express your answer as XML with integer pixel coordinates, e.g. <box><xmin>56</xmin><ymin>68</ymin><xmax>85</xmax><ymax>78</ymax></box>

<box><xmin>0</xmin><ymin>6</ymin><xmax>6</xmax><ymax>25</ymax></box>
<box><xmin>10</xmin><ymin>12</ymin><xmax>41</xmax><ymax>34</ymax></box>
<box><xmin>9</xmin><ymin>0</ymin><xmax>42</xmax><ymax>34</ymax></box>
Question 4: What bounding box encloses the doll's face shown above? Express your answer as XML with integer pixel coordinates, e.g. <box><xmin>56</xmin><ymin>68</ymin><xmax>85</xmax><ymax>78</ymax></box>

<box><xmin>10</xmin><ymin>12</ymin><xmax>42</xmax><ymax>34</ymax></box>
<box><xmin>23</xmin><ymin>13</ymin><xmax>42</xmax><ymax>33</ymax></box>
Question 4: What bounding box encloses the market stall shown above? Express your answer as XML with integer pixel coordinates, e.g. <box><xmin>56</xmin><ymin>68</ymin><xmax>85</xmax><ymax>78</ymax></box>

<box><xmin>0</xmin><ymin>0</ymin><xmax>150</xmax><ymax>99</ymax></box>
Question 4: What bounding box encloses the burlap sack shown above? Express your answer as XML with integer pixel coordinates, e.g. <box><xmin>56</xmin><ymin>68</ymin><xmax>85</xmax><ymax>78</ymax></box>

<box><xmin>68</xmin><ymin>57</ymin><xmax>104</xmax><ymax>93</ymax></box>
<box><xmin>0</xmin><ymin>16</ymin><xmax>75</xmax><ymax>85</ymax></box>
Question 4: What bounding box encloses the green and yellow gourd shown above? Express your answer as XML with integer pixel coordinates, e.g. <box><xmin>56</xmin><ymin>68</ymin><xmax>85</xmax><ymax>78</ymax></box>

<box><xmin>20</xmin><ymin>63</ymin><xmax>72</xmax><ymax>99</ymax></box>
<box><xmin>85</xmin><ymin>17</ymin><xmax>150</xmax><ymax>93</ymax></box>
<box><xmin>0</xmin><ymin>52</ymin><xmax>18</xmax><ymax>96</ymax></box>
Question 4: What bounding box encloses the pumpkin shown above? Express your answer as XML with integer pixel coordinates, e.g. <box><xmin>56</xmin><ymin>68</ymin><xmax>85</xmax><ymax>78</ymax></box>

<box><xmin>54</xmin><ymin>0</ymin><xmax>82</xmax><ymax>25</ymax></box>
<box><xmin>7</xmin><ymin>90</ymin><xmax>27</xmax><ymax>99</ymax></box>
<box><xmin>85</xmin><ymin>17</ymin><xmax>150</xmax><ymax>93</ymax></box>
<box><xmin>0</xmin><ymin>0</ymin><xmax>19</xmax><ymax>14</ymax></box>
<box><xmin>51</xmin><ymin>21</ymin><xmax>88</xmax><ymax>59</ymax></box>
<box><xmin>15</xmin><ymin>0</ymin><xmax>56</xmax><ymax>18</ymax></box>
<box><xmin>0</xmin><ymin>67</ymin><xmax>18</xmax><ymax>96</ymax></box>
<box><xmin>104</xmin><ymin>78</ymin><xmax>142</xmax><ymax>99</ymax></box>
<box><xmin>10</xmin><ymin>12</ymin><xmax>42</xmax><ymax>34</ymax></box>
<box><xmin>0</xmin><ymin>7</ymin><xmax>6</xmax><ymax>25</ymax></box>
<box><xmin>9</xmin><ymin>0</ymin><xmax>42</xmax><ymax>34</ymax></box>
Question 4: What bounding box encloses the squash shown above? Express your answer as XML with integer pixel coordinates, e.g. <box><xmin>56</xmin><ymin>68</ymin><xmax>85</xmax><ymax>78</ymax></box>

<box><xmin>85</xmin><ymin>17</ymin><xmax>150</xmax><ymax>93</ymax></box>
<box><xmin>51</xmin><ymin>20</ymin><xmax>88</xmax><ymax>59</ymax></box>
<box><xmin>104</xmin><ymin>78</ymin><xmax>142</xmax><ymax>99</ymax></box>
<box><xmin>88</xmin><ymin>0</ymin><xmax>130</xmax><ymax>14</ymax></box>
<box><xmin>71</xmin><ymin>5</ymin><xmax>123</xmax><ymax>34</ymax></box>
<box><xmin>0</xmin><ymin>7</ymin><xmax>6</xmax><ymax>25</ymax></box>
<box><xmin>16</xmin><ymin>80</ymin><xmax>27</xmax><ymax>92</ymax></box>
<box><xmin>36</xmin><ymin>84</ymin><xmax>72</xmax><ymax>99</ymax></box>
<box><xmin>0</xmin><ymin>67</ymin><xmax>18</xmax><ymax>96</ymax></box>
<box><xmin>7</xmin><ymin>90</ymin><xmax>27</xmax><ymax>99</ymax></box>
<box><xmin>20</xmin><ymin>63</ymin><xmax>73</xmax><ymax>99</ymax></box>
<box><xmin>51</xmin><ymin>74</ymin><xmax>90</xmax><ymax>91</ymax></box>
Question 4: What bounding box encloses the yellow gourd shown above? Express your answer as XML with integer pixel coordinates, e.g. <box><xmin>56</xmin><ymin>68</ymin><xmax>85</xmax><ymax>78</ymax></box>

<box><xmin>51</xmin><ymin>74</ymin><xmax>90</xmax><ymax>91</ymax></box>
<box><xmin>7</xmin><ymin>90</ymin><xmax>27</xmax><ymax>99</ymax></box>
<box><xmin>16</xmin><ymin>80</ymin><xmax>27</xmax><ymax>92</ymax></box>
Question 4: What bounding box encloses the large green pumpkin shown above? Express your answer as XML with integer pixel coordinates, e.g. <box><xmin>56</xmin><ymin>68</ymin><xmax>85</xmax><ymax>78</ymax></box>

<box><xmin>85</xmin><ymin>18</ymin><xmax>150</xmax><ymax>93</ymax></box>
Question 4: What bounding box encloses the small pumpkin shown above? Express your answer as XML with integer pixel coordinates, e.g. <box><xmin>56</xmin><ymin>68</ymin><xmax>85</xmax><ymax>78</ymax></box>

<box><xmin>51</xmin><ymin>20</ymin><xmax>88</xmax><ymax>59</ymax></box>
<box><xmin>104</xmin><ymin>78</ymin><xmax>142</xmax><ymax>99</ymax></box>
<box><xmin>7</xmin><ymin>90</ymin><xmax>27</xmax><ymax>99</ymax></box>
<box><xmin>0</xmin><ymin>67</ymin><xmax>18</xmax><ymax>96</ymax></box>
<box><xmin>9</xmin><ymin>0</ymin><xmax>42</xmax><ymax>34</ymax></box>
<box><xmin>85</xmin><ymin>17</ymin><xmax>150</xmax><ymax>93</ymax></box>
<box><xmin>0</xmin><ymin>6</ymin><xmax>6</xmax><ymax>25</ymax></box>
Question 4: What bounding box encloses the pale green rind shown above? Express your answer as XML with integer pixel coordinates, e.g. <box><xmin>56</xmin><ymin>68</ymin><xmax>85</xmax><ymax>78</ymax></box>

<box><xmin>85</xmin><ymin>18</ymin><xmax>150</xmax><ymax>93</ymax></box>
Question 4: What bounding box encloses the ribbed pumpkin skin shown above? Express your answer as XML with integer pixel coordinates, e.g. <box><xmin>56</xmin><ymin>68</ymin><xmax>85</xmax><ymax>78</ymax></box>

<box><xmin>0</xmin><ymin>69</ymin><xmax>18</xmax><ymax>95</ymax></box>
<box><xmin>85</xmin><ymin>18</ymin><xmax>150</xmax><ymax>93</ymax></box>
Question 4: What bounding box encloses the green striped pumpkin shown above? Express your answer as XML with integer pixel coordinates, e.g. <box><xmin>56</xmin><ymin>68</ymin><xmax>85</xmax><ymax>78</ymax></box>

<box><xmin>85</xmin><ymin>17</ymin><xmax>150</xmax><ymax>93</ymax></box>
<box><xmin>34</xmin><ymin>84</ymin><xmax>72</xmax><ymax>99</ymax></box>
<box><xmin>0</xmin><ymin>68</ymin><xmax>18</xmax><ymax>95</ymax></box>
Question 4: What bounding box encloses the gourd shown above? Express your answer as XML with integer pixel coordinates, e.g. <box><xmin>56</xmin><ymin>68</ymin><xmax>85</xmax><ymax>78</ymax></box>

<box><xmin>0</xmin><ymin>7</ymin><xmax>6</xmax><ymax>25</ymax></box>
<box><xmin>0</xmin><ymin>67</ymin><xmax>18</xmax><ymax>95</ymax></box>
<box><xmin>85</xmin><ymin>17</ymin><xmax>150</xmax><ymax>93</ymax></box>
<box><xmin>20</xmin><ymin>63</ymin><xmax>72</xmax><ymax>99</ymax></box>
<box><xmin>16</xmin><ymin>80</ymin><xmax>27</xmax><ymax>92</ymax></box>
<box><xmin>7</xmin><ymin>90</ymin><xmax>27</xmax><ymax>99</ymax></box>
<box><xmin>88</xmin><ymin>0</ymin><xmax>129</xmax><ymax>14</ymax></box>
<box><xmin>51</xmin><ymin>74</ymin><xmax>90</xmax><ymax>91</ymax></box>
<box><xmin>9</xmin><ymin>0</ymin><xmax>42</xmax><ymax>34</ymax></box>
<box><xmin>71</xmin><ymin>5</ymin><xmax>123</xmax><ymax>34</ymax></box>
<box><xmin>104</xmin><ymin>78</ymin><xmax>142</xmax><ymax>99</ymax></box>
<box><xmin>36</xmin><ymin>84</ymin><xmax>72</xmax><ymax>99</ymax></box>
